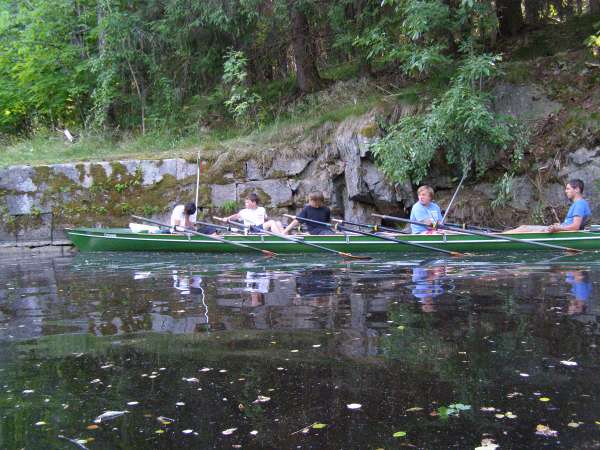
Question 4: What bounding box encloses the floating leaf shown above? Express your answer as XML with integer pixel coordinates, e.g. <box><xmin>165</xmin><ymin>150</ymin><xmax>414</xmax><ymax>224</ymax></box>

<box><xmin>127</xmin><ymin>401</ymin><xmax>139</xmax><ymax>406</ymax></box>
<box><xmin>449</xmin><ymin>403</ymin><xmax>471</xmax><ymax>411</ymax></box>
<box><xmin>347</xmin><ymin>403</ymin><xmax>362</xmax><ymax>410</ymax></box>
<box><xmin>86</xmin><ymin>424</ymin><xmax>99</xmax><ymax>430</ymax></box>
<box><xmin>94</xmin><ymin>410</ymin><xmax>128</xmax><ymax>423</ymax></box>
<box><xmin>567</xmin><ymin>422</ymin><xmax>580</xmax><ymax>428</ymax></box>
<box><xmin>253</xmin><ymin>396</ymin><xmax>271</xmax><ymax>404</ymax></box>
<box><xmin>312</xmin><ymin>423</ymin><xmax>327</xmax><ymax>429</ymax></box>
<box><xmin>250</xmin><ymin>430</ymin><xmax>258</xmax><ymax>435</ymax></box>
<box><xmin>182</xmin><ymin>429</ymin><xmax>193</xmax><ymax>434</ymax></box>
<box><xmin>183</xmin><ymin>377</ymin><xmax>199</xmax><ymax>383</ymax></box>
<box><xmin>406</xmin><ymin>407</ymin><xmax>423</xmax><ymax>412</ymax></box>
<box><xmin>34</xmin><ymin>421</ymin><xmax>47</xmax><ymax>426</ymax></box>
<box><xmin>535</xmin><ymin>424</ymin><xmax>558</xmax><ymax>437</ymax></box>
<box><xmin>22</xmin><ymin>390</ymin><xmax>34</xmax><ymax>394</ymax></box>
<box><xmin>505</xmin><ymin>412</ymin><xmax>517</xmax><ymax>419</ymax></box>
<box><xmin>393</xmin><ymin>431</ymin><xmax>407</xmax><ymax>438</ymax></box>
<box><xmin>222</xmin><ymin>428</ymin><xmax>237</xmax><ymax>435</ymax></box>
<box><xmin>475</xmin><ymin>438</ymin><xmax>499</xmax><ymax>450</ymax></box>
<box><xmin>560</xmin><ymin>360</ymin><xmax>578</xmax><ymax>367</ymax></box>
<box><xmin>157</xmin><ymin>416</ymin><xmax>175</xmax><ymax>425</ymax></box>
<box><xmin>176</xmin><ymin>402</ymin><xmax>185</xmax><ymax>406</ymax></box>
<box><xmin>480</xmin><ymin>407</ymin><xmax>496</xmax><ymax>412</ymax></box>
<box><xmin>155</xmin><ymin>429</ymin><xmax>165</xmax><ymax>434</ymax></box>
<box><xmin>539</xmin><ymin>397</ymin><xmax>551</xmax><ymax>402</ymax></box>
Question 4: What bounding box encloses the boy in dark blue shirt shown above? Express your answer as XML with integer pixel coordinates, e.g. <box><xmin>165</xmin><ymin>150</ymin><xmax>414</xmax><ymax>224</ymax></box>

<box><xmin>284</xmin><ymin>191</ymin><xmax>335</xmax><ymax>235</ymax></box>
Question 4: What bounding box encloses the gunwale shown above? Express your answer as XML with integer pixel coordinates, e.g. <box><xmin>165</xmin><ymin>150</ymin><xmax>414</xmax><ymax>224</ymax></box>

<box><xmin>65</xmin><ymin>227</ymin><xmax>600</xmax><ymax>253</ymax></box>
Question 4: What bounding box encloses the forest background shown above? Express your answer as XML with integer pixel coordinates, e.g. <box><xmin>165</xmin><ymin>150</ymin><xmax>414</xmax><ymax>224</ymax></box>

<box><xmin>1</xmin><ymin>0</ymin><xmax>599</xmax><ymax>193</ymax></box>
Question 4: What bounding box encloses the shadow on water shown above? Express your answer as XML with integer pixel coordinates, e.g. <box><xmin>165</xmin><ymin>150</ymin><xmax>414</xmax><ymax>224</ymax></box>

<box><xmin>0</xmin><ymin>251</ymin><xmax>599</xmax><ymax>449</ymax></box>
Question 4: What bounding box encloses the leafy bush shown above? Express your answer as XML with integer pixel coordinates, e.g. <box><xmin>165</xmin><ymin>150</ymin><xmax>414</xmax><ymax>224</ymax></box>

<box><xmin>222</xmin><ymin>49</ymin><xmax>262</xmax><ymax>126</ymax></box>
<box><xmin>372</xmin><ymin>54</ymin><xmax>527</xmax><ymax>184</ymax></box>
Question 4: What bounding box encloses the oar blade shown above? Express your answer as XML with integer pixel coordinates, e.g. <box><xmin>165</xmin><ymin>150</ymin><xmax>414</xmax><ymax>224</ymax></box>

<box><xmin>339</xmin><ymin>252</ymin><xmax>372</xmax><ymax>260</ymax></box>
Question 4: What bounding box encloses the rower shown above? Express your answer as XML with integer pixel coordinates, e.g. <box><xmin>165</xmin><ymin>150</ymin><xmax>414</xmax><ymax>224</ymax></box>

<box><xmin>170</xmin><ymin>202</ymin><xmax>197</xmax><ymax>232</ymax></box>
<box><xmin>284</xmin><ymin>191</ymin><xmax>335</xmax><ymax>235</ymax></box>
<box><xmin>505</xmin><ymin>179</ymin><xmax>591</xmax><ymax>233</ymax></box>
<box><xmin>410</xmin><ymin>185</ymin><xmax>443</xmax><ymax>234</ymax></box>
<box><xmin>170</xmin><ymin>202</ymin><xmax>218</xmax><ymax>235</ymax></box>
<box><xmin>223</xmin><ymin>193</ymin><xmax>285</xmax><ymax>234</ymax></box>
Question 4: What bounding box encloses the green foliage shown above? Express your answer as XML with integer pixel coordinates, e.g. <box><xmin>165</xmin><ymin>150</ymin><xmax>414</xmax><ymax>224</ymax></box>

<box><xmin>220</xmin><ymin>200</ymin><xmax>239</xmax><ymax>215</ymax></box>
<box><xmin>372</xmin><ymin>53</ymin><xmax>527</xmax><ymax>184</ymax></box>
<box><xmin>586</xmin><ymin>21</ymin><xmax>600</xmax><ymax>57</ymax></box>
<box><xmin>222</xmin><ymin>49</ymin><xmax>262</xmax><ymax>126</ymax></box>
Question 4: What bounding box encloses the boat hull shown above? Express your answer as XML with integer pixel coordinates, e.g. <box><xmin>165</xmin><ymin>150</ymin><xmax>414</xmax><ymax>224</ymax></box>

<box><xmin>65</xmin><ymin>228</ymin><xmax>600</xmax><ymax>254</ymax></box>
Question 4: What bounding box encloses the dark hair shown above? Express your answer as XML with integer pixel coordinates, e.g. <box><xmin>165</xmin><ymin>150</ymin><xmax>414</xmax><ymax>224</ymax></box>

<box><xmin>184</xmin><ymin>202</ymin><xmax>197</xmax><ymax>216</ymax></box>
<box><xmin>568</xmin><ymin>179</ymin><xmax>584</xmax><ymax>193</ymax></box>
<box><xmin>308</xmin><ymin>191</ymin><xmax>324</xmax><ymax>207</ymax></box>
<box><xmin>246</xmin><ymin>193</ymin><xmax>260</xmax><ymax>204</ymax></box>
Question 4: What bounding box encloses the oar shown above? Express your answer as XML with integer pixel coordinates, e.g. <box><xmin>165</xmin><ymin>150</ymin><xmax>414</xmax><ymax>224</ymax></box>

<box><xmin>372</xmin><ymin>213</ymin><xmax>583</xmax><ymax>253</ymax></box>
<box><xmin>213</xmin><ymin>216</ymin><xmax>371</xmax><ymax>260</ymax></box>
<box><xmin>283</xmin><ymin>214</ymin><xmax>465</xmax><ymax>257</ymax></box>
<box><xmin>131</xmin><ymin>215</ymin><xmax>277</xmax><ymax>257</ymax></box>
<box><xmin>333</xmin><ymin>217</ymin><xmax>410</xmax><ymax>234</ymax></box>
<box><xmin>443</xmin><ymin>221</ymin><xmax>502</xmax><ymax>233</ymax></box>
<box><xmin>442</xmin><ymin>171</ymin><xmax>468</xmax><ymax>223</ymax></box>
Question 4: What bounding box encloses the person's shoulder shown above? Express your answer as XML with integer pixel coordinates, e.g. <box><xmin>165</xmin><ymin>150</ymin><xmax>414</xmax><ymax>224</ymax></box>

<box><xmin>257</xmin><ymin>206</ymin><xmax>266</xmax><ymax>213</ymax></box>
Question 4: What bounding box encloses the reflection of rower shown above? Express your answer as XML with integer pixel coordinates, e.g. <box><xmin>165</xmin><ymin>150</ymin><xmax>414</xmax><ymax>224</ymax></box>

<box><xmin>244</xmin><ymin>272</ymin><xmax>269</xmax><ymax>307</ymax></box>
<box><xmin>566</xmin><ymin>270</ymin><xmax>592</xmax><ymax>315</ymax></box>
<box><xmin>411</xmin><ymin>266</ymin><xmax>446</xmax><ymax>313</ymax></box>
<box><xmin>172</xmin><ymin>271</ymin><xmax>203</xmax><ymax>295</ymax></box>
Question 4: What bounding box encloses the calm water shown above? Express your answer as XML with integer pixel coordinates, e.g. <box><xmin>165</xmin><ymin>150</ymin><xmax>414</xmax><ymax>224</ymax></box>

<box><xmin>1</xmin><ymin>251</ymin><xmax>599</xmax><ymax>449</ymax></box>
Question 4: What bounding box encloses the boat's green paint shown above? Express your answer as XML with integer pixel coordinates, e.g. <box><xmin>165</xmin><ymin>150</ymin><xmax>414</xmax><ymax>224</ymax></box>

<box><xmin>66</xmin><ymin>227</ymin><xmax>600</xmax><ymax>254</ymax></box>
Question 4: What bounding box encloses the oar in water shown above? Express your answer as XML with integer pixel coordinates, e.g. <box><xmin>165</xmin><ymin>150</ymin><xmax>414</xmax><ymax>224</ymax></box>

<box><xmin>372</xmin><ymin>213</ymin><xmax>583</xmax><ymax>253</ymax></box>
<box><xmin>213</xmin><ymin>216</ymin><xmax>371</xmax><ymax>260</ymax></box>
<box><xmin>283</xmin><ymin>214</ymin><xmax>465</xmax><ymax>257</ymax></box>
<box><xmin>131</xmin><ymin>215</ymin><xmax>277</xmax><ymax>257</ymax></box>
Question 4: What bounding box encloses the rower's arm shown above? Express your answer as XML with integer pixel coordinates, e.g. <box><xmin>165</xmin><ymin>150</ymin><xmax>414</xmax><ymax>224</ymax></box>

<box><xmin>283</xmin><ymin>219</ymin><xmax>299</xmax><ymax>234</ymax></box>
<box><xmin>548</xmin><ymin>216</ymin><xmax>583</xmax><ymax>232</ymax></box>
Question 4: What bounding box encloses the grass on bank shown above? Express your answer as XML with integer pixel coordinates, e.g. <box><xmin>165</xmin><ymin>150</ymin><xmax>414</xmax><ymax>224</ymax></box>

<box><xmin>0</xmin><ymin>79</ymin><xmax>389</xmax><ymax>168</ymax></box>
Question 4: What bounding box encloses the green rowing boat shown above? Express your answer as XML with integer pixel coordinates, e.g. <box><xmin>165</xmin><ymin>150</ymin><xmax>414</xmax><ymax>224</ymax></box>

<box><xmin>66</xmin><ymin>227</ymin><xmax>600</xmax><ymax>253</ymax></box>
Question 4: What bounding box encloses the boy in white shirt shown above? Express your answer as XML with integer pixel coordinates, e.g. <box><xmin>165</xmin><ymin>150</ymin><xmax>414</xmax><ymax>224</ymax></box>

<box><xmin>170</xmin><ymin>202</ymin><xmax>197</xmax><ymax>232</ymax></box>
<box><xmin>225</xmin><ymin>193</ymin><xmax>285</xmax><ymax>234</ymax></box>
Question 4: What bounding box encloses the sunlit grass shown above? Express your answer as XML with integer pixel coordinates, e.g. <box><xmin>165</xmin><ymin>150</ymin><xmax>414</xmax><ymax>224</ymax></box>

<box><xmin>0</xmin><ymin>79</ymin><xmax>390</xmax><ymax>168</ymax></box>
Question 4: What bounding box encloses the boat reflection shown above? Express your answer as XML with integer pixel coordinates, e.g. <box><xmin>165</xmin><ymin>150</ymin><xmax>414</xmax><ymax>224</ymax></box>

<box><xmin>0</xmin><ymin>253</ymin><xmax>599</xmax><ymax>344</ymax></box>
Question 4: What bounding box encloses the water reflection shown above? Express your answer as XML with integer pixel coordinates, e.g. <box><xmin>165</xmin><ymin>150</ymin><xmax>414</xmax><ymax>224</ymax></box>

<box><xmin>1</xmin><ymin>252</ymin><xmax>600</xmax><ymax>449</ymax></box>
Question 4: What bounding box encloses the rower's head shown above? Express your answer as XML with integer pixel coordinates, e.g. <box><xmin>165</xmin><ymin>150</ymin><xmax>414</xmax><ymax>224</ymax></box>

<box><xmin>184</xmin><ymin>202</ymin><xmax>197</xmax><ymax>217</ymax></box>
<box><xmin>566</xmin><ymin>179</ymin><xmax>584</xmax><ymax>200</ymax></box>
<box><xmin>244</xmin><ymin>193</ymin><xmax>260</xmax><ymax>209</ymax></box>
<box><xmin>417</xmin><ymin>185</ymin><xmax>434</xmax><ymax>206</ymax></box>
<box><xmin>308</xmin><ymin>191</ymin><xmax>325</xmax><ymax>208</ymax></box>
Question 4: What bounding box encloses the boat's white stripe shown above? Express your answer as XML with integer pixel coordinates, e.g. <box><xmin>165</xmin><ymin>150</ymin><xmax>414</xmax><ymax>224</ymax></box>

<box><xmin>68</xmin><ymin>231</ymin><xmax>600</xmax><ymax>246</ymax></box>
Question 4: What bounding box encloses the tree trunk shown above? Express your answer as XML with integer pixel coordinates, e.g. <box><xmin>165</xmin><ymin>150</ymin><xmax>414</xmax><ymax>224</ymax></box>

<box><xmin>496</xmin><ymin>0</ymin><xmax>524</xmax><ymax>36</ymax></box>
<box><xmin>590</xmin><ymin>0</ymin><xmax>600</xmax><ymax>14</ymax></box>
<box><xmin>287</xmin><ymin>1</ymin><xmax>323</xmax><ymax>93</ymax></box>
<box><xmin>524</xmin><ymin>0</ymin><xmax>541</xmax><ymax>25</ymax></box>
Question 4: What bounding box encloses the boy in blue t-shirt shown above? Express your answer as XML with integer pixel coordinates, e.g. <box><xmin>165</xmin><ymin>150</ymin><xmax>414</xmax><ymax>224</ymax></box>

<box><xmin>506</xmin><ymin>179</ymin><xmax>591</xmax><ymax>233</ymax></box>
<box><xmin>410</xmin><ymin>185</ymin><xmax>443</xmax><ymax>234</ymax></box>
<box><xmin>547</xmin><ymin>179</ymin><xmax>591</xmax><ymax>232</ymax></box>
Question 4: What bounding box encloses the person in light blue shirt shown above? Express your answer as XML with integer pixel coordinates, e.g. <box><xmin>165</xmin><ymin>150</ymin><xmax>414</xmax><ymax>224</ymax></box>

<box><xmin>506</xmin><ymin>179</ymin><xmax>591</xmax><ymax>233</ymax></box>
<box><xmin>410</xmin><ymin>185</ymin><xmax>443</xmax><ymax>234</ymax></box>
<box><xmin>547</xmin><ymin>179</ymin><xmax>591</xmax><ymax>232</ymax></box>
